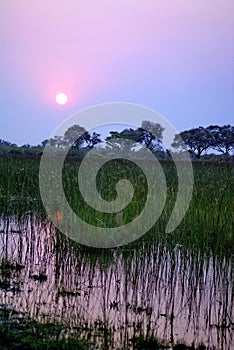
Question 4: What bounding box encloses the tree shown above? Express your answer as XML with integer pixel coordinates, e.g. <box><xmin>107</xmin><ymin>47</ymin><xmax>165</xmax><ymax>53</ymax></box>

<box><xmin>63</xmin><ymin>125</ymin><xmax>88</xmax><ymax>149</ymax></box>
<box><xmin>0</xmin><ymin>139</ymin><xmax>12</xmax><ymax>147</ymax></box>
<box><xmin>106</xmin><ymin>137</ymin><xmax>136</xmax><ymax>152</ymax></box>
<box><xmin>21</xmin><ymin>143</ymin><xmax>31</xmax><ymax>149</ymax></box>
<box><xmin>48</xmin><ymin>136</ymin><xmax>64</xmax><ymax>148</ymax></box>
<box><xmin>207</xmin><ymin>125</ymin><xmax>234</xmax><ymax>156</ymax></box>
<box><xmin>172</xmin><ymin>125</ymin><xmax>234</xmax><ymax>159</ymax></box>
<box><xmin>83</xmin><ymin>131</ymin><xmax>102</xmax><ymax>149</ymax></box>
<box><xmin>0</xmin><ymin>140</ymin><xmax>13</xmax><ymax>154</ymax></box>
<box><xmin>63</xmin><ymin>125</ymin><xmax>102</xmax><ymax>151</ymax></box>
<box><xmin>138</xmin><ymin>120</ymin><xmax>164</xmax><ymax>150</ymax></box>
<box><xmin>106</xmin><ymin>128</ymin><xmax>141</xmax><ymax>151</ymax></box>
<box><xmin>105</xmin><ymin>121</ymin><xmax>164</xmax><ymax>152</ymax></box>
<box><xmin>172</xmin><ymin>127</ymin><xmax>212</xmax><ymax>159</ymax></box>
<box><xmin>41</xmin><ymin>139</ymin><xmax>49</xmax><ymax>148</ymax></box>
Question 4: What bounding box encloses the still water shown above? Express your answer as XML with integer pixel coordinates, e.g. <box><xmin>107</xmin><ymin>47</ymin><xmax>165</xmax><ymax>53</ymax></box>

<box><xmin>0</xmin><ymin>215</ymin><xmax>233</xmax><ymax>349</ymax></box>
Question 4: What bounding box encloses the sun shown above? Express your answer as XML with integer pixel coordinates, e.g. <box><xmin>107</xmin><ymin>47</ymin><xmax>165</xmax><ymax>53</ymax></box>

<box><xmin>56</xmin><ymin>92</ymin><xmax>68</xmax><ymax>105</ymax></box>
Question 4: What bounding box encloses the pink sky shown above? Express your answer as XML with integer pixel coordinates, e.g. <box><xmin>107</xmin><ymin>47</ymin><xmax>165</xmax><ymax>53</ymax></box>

<box><xmin>1</xmin><ymin>0</ymin><xmax>233</xmax><ymax>144</ymax></box>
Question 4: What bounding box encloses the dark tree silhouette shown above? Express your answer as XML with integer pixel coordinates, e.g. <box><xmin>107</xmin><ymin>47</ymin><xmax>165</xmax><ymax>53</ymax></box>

<box><xmin>172</xmin><ymin>127</ymin><xmax>212</xmax><ymax>158</ymax></box>
<box><xmin>172</xmin><ymin>125</ymin><xmax>234</xmax><ymax>159</ymax></box>
<box><xmin>106</xmin><ymin>121</ymin><xmax>164</xmax><ymax>152</ymax></box>
<box><xmin>83</xmin><ymin>131</ymin><xmax>102</xmax><ymax>149</ymax></box>
<box><xmin>207</xmin><ymin>125</ymin><xmax>234</xmax><ymax>156</ymax></box>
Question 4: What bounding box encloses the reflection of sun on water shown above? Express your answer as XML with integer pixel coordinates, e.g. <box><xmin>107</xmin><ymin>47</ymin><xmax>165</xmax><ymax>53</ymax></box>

<box><xmin>54</xmin><ymin>210</ymin><xmax>63</xmax><ymax>222</ymax></box>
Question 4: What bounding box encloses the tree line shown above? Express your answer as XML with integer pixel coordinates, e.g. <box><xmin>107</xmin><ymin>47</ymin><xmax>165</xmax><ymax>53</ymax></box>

<box><xmin>0</xmin><ymin>122</ymin><xmax>233</xmax><ymax>161</ymax></box>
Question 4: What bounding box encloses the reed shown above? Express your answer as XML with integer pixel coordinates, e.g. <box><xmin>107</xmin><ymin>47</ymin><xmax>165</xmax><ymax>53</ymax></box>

<box><xmin>0</xmin><ymin>155</ymin><xmax>233</xmax><ymax>349</ymax></box>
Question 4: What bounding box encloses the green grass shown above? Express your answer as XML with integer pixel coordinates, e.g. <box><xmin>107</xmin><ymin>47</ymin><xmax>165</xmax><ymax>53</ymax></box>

<box><xmin>0</xmin><ymin>155</ymin><xmax>233</xmax><ymax>255</ymax></box>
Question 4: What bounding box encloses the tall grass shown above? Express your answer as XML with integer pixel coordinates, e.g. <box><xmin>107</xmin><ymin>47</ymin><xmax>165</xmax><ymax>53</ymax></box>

<box><xmin>0</xmin><ymin>155</ymin><xmax>233</xmax><ymax>255</ymax></box>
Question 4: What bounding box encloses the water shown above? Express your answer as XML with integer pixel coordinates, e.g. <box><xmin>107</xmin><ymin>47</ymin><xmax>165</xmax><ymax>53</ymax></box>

<box><xmin>0</xmin><ymin>215</ymin><xmax>233</xmax><ymax>349</ymax></box>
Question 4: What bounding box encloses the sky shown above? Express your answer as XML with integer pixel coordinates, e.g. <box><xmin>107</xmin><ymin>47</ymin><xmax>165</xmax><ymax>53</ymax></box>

<box><xmin>0</xmin><ymin>0</ymin><xmax>233</xmax><ymax>146</ymax></box>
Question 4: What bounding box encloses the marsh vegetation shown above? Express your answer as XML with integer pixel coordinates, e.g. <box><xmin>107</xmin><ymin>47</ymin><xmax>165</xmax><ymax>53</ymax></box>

<box><xmin>0</xmin><ymin>156</ymin><xmax>233</xmax><ymax>349</ymax></box>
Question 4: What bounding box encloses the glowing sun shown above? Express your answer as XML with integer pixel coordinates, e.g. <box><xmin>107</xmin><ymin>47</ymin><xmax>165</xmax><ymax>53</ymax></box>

<box><xmin>56</xmin><ymin>92</ymin><xmax>68</xmax><ymax>105</ymax></box>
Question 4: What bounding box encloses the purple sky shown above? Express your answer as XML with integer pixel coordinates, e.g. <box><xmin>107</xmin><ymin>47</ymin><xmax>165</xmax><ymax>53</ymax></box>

<box><xmin>1</xmin><ymin>0</ymin><xmax>233</xmax><ymax>145</ymax></box>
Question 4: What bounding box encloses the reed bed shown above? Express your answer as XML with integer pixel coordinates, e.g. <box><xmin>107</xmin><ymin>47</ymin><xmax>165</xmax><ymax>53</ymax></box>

<box><xmin>0</xmin><ymin>155</ymin><xmax>233</xmax><ymax>349</ymax></box>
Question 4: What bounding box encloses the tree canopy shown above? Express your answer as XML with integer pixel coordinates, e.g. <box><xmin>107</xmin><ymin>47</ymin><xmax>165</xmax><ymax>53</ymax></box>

<box><xmin>105</xmin><ymin>121</ymin><xmax>164</xmax><ymax>152</ymax></box>
<box><xmin>0</xmin><ymin>123</ymin><xmax>233</xmax><ymax>161</ymax></box>
<box><xmin>172</xmin><ymin>125</ymin><xmax>234</xmax><ymax>159</ymax></box>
